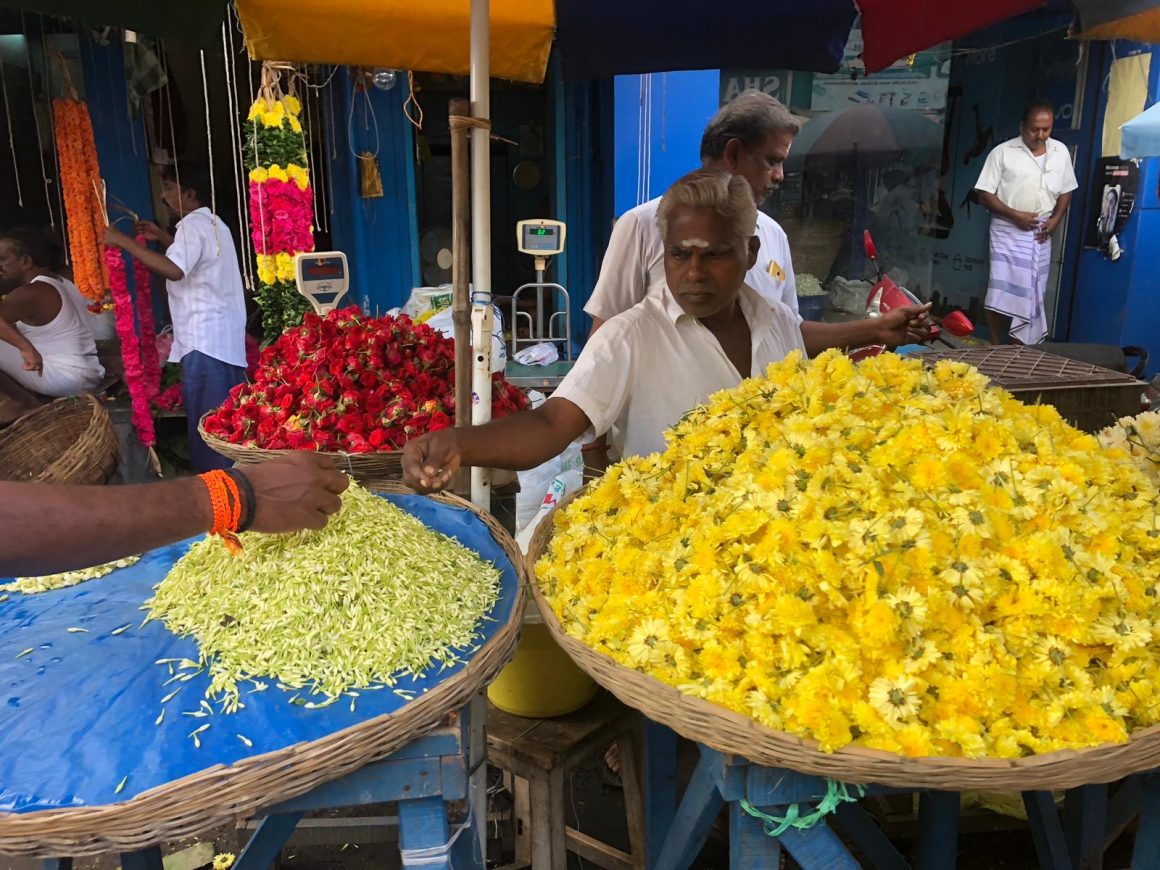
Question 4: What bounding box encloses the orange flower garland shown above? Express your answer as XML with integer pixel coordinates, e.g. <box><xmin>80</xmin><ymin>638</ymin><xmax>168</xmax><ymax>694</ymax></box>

<box><xmin>52</xmin><ymin>98</ymin><xmax>106</xmax><ymax>302</ymax></box>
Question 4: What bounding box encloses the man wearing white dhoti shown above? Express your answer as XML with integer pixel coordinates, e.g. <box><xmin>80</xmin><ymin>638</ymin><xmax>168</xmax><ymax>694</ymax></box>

<box><xmin>975</xmin><ymin>101</ymin><xmax>1078</xmax><ymax>345</ymax></box>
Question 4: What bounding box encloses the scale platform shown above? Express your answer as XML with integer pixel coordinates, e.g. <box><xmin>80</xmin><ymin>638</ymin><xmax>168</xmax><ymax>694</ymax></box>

<box><xmin>503</xmin><ymin>360</ymin><xmax>575</xmax><ymax>392</ymax></box>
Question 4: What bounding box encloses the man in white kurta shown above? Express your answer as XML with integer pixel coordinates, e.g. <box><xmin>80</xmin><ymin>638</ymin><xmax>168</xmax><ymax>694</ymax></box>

<box><xmin>975</xmin><ymin>101</ymin><xmax>1078</xmax><ymax>344</ymax></box>
<box><xmin>105</xmin><ymin>163</ymin><xmax>247</xmax><ymax>471</ymax></box>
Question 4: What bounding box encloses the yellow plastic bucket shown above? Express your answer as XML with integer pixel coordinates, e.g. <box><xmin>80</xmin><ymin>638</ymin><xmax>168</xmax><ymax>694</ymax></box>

<box><xmin>488</xmin><ymin>601</ymin><xmax>598</xmax><ymax>718</ymax></box>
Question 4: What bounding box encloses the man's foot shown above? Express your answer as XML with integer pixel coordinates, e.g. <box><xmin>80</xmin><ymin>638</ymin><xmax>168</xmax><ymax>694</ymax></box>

<box><xmin>602</xmin><ymin>742</ymin><xmax>622</xmax><ymax>788</ymax></box>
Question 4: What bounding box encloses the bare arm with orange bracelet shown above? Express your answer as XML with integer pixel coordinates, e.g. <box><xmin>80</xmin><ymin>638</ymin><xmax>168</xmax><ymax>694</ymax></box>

<box><xmin>0</xmin><ymin>452</ymin><xmax>349</xmax><ymax>577</ymax></box>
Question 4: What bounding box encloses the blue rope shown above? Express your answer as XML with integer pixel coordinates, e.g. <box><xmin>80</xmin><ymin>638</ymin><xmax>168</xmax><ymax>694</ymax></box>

<box><xmin>739</xmin><ymin>779</ymin><xmax>865</xmax><ymax>838</ymax></box>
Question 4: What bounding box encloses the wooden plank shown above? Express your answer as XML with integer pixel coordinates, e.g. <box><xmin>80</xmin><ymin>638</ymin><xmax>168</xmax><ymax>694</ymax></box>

<box><xmin>256</xmin><ymin>756</ymin><xmax>444</xmax><ymax>814</ymax></box>
<box><xmin>1064</xmin><ymin>784</ymin><xmax>1108</xmax><ymax>870</ymax></box>
<box><xmin>234</xmin><ymin>812</ymin><xmax>303</xmax><ymax>870</ymax></box>
<box><xmin>653</xmin><ymin>752</ymin><xmax>725</xmax><ymax>870</ymax></box>
<box><xmin>1130</xmin><ymin>775</ymin><xmax>1160</xmax><ymax>870</ymax></box>
<box><xmin>777</xmin><ymin>818</ymin><xmax>862</xmax><ymax>870</ymax></box>
<box><xmin>529</xmin><ymin>766</ymin><xmax>568</xmax><ymax>870</ymax></box>
<box><xmin>397</xmin><ymin>796</ymin><xmax>451</xmax><ymax>870</ymax></box>
<box><xmin>486</xmin><ymin>694</ymin><xmax>632</xmax><ymax>773</ymax></box>
<box><xmin>617</xmin><ymin>720</ymin><xmax>648</xmax><ymax>869</ymax></box>
<box><xmin>644</xmin><ymin>721</ymin><xmax>680</xmax><ymax>868</ymax></box>
<box><xmin>834</xmin><ymin>803</ymin><xmax>909</xmax><ymax>870</ymax></box>
<box><xmin>915</xmin><ymin>790</ymin><xmax>960</xmax><ymax>869</ymax></box>
<box><xmin>729</xmin><ymin>801</ymin><xmax>782</xmax><ymax>870</ymax></box>
<box><xmin>513</xmin><ymin>775</ymin><xmax>533</xmax><ymax>866</ymax></box>
<box><xmin>1024</xmin><ymin>791</ymin><xmax>1073</xmax><ymax>870</ymax></box>
<box><xmin>566</xmin><ymin>827</ymin><xmax>634</xmax><ymax>870</ymax></box>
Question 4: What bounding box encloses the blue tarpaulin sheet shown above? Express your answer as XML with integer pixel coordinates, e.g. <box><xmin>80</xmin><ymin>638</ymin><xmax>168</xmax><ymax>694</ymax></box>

<box><xmin>0</xmin><ymin>494</ymin><xmax>520</xmax><ymax>814</ymax></box>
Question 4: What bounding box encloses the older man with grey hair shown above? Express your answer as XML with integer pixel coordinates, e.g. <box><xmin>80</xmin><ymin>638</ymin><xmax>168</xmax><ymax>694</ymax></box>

<box><xmin>585</xmin><ymin>90</ymin><xmax>929</xmax><ymax>357</ymax></box>
<box><xmin>403</xmin><ymin>169</ymin><xmax>806</xmax><ymax>486</ymax></box>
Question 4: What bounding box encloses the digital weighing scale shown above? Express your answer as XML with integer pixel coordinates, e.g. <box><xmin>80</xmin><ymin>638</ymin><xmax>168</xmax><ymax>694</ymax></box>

<box><xmin>294</xmin><ymin>252</ymin><xmax>351</xmax><ymax>314</ymax></box>
<box><xmin>507</xmin><ymin>220</ymin><xmax>574</xmax><ymax>392</ymax></box>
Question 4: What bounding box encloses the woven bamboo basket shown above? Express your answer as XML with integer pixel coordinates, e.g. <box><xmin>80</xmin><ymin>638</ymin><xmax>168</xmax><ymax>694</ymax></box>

<box><xmin>777</xmin><ymin>217</ymin><xmax>846</xmax><ymax>281</ymax></box>
<box><xmin>527</xmin><ymin>492</ymin><xmax>1160</xmax><ymax>792</ymax></box>
<box><xmin>0</xmin><ymin>394</ymin><xmax>119</xmax><ymax>485</ymax></box>
<box><xmin>198</xmin><ymin>412</ymin><xmax>403</xmax><ymax>484</ymax></box>
<box><xmin>0</xmin><ymin>483</ymin><xmax>525</xmax><ymax>858</ymax></box>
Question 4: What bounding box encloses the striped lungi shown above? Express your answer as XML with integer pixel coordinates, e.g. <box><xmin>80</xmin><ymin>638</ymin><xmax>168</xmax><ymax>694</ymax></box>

<box><xmin>984</xmin><ymin>216</ymin><xmax>1051</xmax><ymax>345</ymax></box>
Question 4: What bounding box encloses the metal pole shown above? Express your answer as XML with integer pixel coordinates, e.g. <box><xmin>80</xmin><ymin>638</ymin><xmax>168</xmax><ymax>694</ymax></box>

<box><xmin>449</xmin><ymin>97</ymin><xmax>472</xmax><ymax>498</ymax></box>
<box><xmin>467</xmin><ymin>3</ymin><xmax>492</xmax><ymax>865</ymax></box>
<box><xmin>469</xmin><ymin>0</ymin><xmax>494</xmax><ymax>512</ymax></box>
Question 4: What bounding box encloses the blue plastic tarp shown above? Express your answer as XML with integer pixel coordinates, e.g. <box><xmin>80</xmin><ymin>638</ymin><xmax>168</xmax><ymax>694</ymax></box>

<box><xmin>1121</xmin><ymin>102</ymin><xmax>1160</xmax><ymax>158</ymax></box>
<box><xmin>0</xmin><ymin>494</ymin><xmax>520</xmax><ymax>814</ymax></box>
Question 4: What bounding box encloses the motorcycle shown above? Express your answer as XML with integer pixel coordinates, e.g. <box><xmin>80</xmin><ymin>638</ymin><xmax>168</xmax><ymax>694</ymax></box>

<box><xmin>848</xmin><ymin>230</ymin><xmax>974</xmax><ymax>362</ymax></box>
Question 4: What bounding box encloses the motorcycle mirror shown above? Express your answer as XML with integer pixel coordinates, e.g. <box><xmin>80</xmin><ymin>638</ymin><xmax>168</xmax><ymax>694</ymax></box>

<box><xmin>863</xmin><ymin>229</ymin><xmax>878</xmax><ymax>261</ymax></box>
<box><xmin>941</xmin><ymin>311</ymin><xmax>974</xmax><ymax>337</ymax></box>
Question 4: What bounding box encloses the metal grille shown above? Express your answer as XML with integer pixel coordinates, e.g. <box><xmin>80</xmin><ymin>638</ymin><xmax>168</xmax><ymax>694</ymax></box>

<box><xmin>920</xmin><ymin>346</ymin><xmax>1137</xmax><ymax>389</ymax></box>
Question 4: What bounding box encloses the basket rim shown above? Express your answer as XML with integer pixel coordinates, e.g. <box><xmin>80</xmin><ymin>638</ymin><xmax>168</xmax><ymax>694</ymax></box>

<box><xmin>197</xmin><ymin>412</ymin><xmax>403</xmax><ymax>463</ymax></box>
<box><xmin>0</xmin><ymin>483</ymin><xmax>525</xmax><ymax>857</ymax></box>
<box><xmin>527</xmin><ymin>492</ymin><xmax>1160</xmax><ymax>791</ymax></box>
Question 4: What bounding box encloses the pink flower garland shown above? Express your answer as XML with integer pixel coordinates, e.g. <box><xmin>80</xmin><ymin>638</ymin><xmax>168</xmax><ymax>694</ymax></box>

<box><xmin>104</xmin><ymin>244</ymin><xmax>155</xmax><ymax>450</ymax></box>
<box><xmin>131</xmin><ymin>238</ymin><xmax>160</xmax><ymax>401</ymax></box>
<box><xmin>249</xmin><ymin>179</ymin><xmax>314</xmax><ymax>255</ymax></box>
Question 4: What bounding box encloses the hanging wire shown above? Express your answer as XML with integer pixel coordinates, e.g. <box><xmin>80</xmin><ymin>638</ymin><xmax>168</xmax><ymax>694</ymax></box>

<box><xmin>403</xmin><ymin>70</ymin><xmax>423</xmax><ymax>130</ymax></box>
<box><xmin>1</xmin><ymin>38</ymin><xmax>25</xmax><ymax>207</ymax></box>
<box><xmin>40</xmin><ymin>15</ymin><xmax>67</xmax><ymax>260</ymax></box>
<box><xmin>300</xmin><ymin>66</ymin><xmax>322</xmax><ymax>232</ymax></box>
<box><xmin>347</xmin><ymin>74</ymin><xmax>379</xmax><ymax>159</ymax></box>
<box><xmin>22</xmin><ymin>11</ymin><xmax>54</xmax><ymax>225</ymax></box>
<box><xmin>222</xmin><ymin>20</ymin><xmax>253</xmax><ymax>291</ymax></box>
<box><xmin>198</xmin><ymin>50</ymin><xmax>219</xmax><ymax>225</ymax></box>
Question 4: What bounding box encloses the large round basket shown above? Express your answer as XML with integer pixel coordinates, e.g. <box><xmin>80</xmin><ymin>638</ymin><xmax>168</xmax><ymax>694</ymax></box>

<box><xmin>0</xmin><ymin>483</ymin><xmax>525</xmax><ymax>858</ymax></box>
<box><xmin>199</xmin><ymin>412</ymin><xmax>403</xmax><ymax>485</ymax></box>
<box><xmin>528</xmin><ymin>492</ymin><xmax>1160</xmax><ymax>791</ymax></box>
<box><xmin>0</xmin><ymin>394</ymin><xmax>118</xmax><ymax>485</ymax></box>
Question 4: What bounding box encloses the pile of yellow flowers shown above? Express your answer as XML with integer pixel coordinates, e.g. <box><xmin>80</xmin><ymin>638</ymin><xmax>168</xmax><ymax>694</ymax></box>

<box><xmin>1099</xmin><ymin>410</ymin><xmax>1160</xmax><ymax>488</ymax></box>
<box><xmin>536</xmin><ymin>351</ymin><xmax>1160</xmax><ymax>759</ymax></box>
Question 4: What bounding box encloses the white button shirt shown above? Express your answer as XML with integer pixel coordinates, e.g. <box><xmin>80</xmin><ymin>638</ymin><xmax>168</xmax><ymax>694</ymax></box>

<box><xmin>556</xmin><ymin>283</ymin><xmax>805</xmax><ymax>459</ymax></box>
<box><xmin>166</xmin><ymin>208</ymin><xmax>248</xmax><ymax>367</ymax></box>
<box><xmin>974</xmin><ymin>137</ymin><xmax>1079</xmax><ymax>217</ymax></box>
<box><xmin>582</xmin><ymin>195</ymin><xmax>800</xmax><ymax>323</ymax></box>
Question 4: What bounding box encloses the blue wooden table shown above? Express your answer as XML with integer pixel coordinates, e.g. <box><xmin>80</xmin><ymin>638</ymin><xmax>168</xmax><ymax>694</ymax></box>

<box><xmin>43</xmin><ymin>704</ymin><xmax>485</xmax><ymax>870</ymax></box>
<box><xmin>643</xmin><ymin>724</ymin><xmax>1160</xmax><ymax>870</ymax></box>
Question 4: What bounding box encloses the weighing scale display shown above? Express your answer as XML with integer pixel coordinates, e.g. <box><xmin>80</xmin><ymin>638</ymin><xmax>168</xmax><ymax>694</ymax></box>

<box><xmin>294</xmin><ymin>252</ymin><xmax>351</xmax><ymax>314</ymax></box>
<box><xmin>516</xmin><ymin>219</ymin><xmax>566</xmax><ymax>256</ymax></box>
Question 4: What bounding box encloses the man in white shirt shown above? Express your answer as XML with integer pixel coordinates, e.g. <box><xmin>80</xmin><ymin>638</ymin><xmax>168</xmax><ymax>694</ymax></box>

<box><xmin>401</xmin><ymin>170</ymin><xmax>922</xmax><ymax>489</ymax></box>
<box><xmin>974</xmin><ymin>101</ymin><xmax>1078</xmax><ymax>344</ymax></box>
<box><xmin>105</xmin><ymin>162</ymin><xmax>248</xmax><ymax>471</ymax></box>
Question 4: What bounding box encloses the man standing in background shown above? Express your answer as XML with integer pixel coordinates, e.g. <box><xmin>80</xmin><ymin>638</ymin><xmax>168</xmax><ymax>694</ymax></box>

<box><xmin>975</xmin><ymin>100</ymin><xmax>1078</xmax><ymax>344</ymax></box>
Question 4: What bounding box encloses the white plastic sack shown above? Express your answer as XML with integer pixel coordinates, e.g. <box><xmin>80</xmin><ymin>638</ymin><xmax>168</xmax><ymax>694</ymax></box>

<box><xmin>516</xmin><ymin>468</ymin><xmax>584</xmax><ymax>554</ymax></box>
<box><xmin>515</xmin><ymin>437</ymin><xmax>583</xmax><ymax>535</ymax></box>
<box><xmin>424</xmin><ymin>305</ymin><xmax>508</xmax><ymax>373</ymax></box>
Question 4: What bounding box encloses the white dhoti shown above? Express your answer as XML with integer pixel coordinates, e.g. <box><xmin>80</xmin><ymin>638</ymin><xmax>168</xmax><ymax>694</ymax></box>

<box><xmin>0</xmin><ymin>342</ymin><xmax>103</xmax><ymax>396</ymax></box>
<box><xmin>985</xmin><ymin>216</ymin><xmax>1051</xmax><ymax>345</ymax></box>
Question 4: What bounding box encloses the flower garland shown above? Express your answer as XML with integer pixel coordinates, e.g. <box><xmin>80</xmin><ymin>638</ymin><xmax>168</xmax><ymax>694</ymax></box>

<box><xmin>52</xmin><ymin>98</ymin><xmax>105</xmax><ymax>301</ymax></box>
<box><xmin>104</xmin><ymin>242</ymin><xmax>156</xmax><ymax>451</ymax></box>
<box><xmin>537</xmin><ymin>351</ymin><xmax>1160</xmax><ymax>760</ymax></box>
<box><xmin>132</xmin><ymin>250</ymin><xmax>160</xmax><ymax>401</ymax></box>
<box><xmin>244</xmin><ymin>64</ymin><xmax>315</xmax><ymax>339</ymax></box>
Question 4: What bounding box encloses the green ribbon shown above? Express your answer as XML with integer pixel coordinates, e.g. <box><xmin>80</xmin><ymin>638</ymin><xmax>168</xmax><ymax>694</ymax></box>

<box><xmin>739</xmin><ymin>779</ymin><xmax>865</xmax><ymax>838</ymax></box>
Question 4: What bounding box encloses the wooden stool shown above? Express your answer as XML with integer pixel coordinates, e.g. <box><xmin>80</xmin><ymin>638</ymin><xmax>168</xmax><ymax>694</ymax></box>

<box><xmin>486</xmin><ymin>692</ymin><xmax>647</xmax><ymax>869</ymax></box>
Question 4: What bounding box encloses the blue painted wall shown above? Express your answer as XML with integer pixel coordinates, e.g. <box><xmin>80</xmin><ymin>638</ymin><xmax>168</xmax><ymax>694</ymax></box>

<box><xmin>324</xmin><ymin>68</ymin><xmax>420</xmax><ymax>315</ymax></box>
<box><xmin>613</xmin><ymin>71</ymin><xmax>720</xmax><ymax>215</ymax></box>
<box><xmin>79</xmin><ymin>34</ymin><xmax>153</xmax><ymax>225</ymax></box>
<box><xmin>1067</xmin><ymin>42</ymin><xmax>1160</xmax><ymax>377</ymax></box>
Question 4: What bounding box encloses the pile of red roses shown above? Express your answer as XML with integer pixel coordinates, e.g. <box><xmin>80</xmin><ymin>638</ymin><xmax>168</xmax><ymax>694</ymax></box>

<box><xmin>203</xmin><ymin>307</ymin><xmax>528</xmax><ymax>453</ymax></box>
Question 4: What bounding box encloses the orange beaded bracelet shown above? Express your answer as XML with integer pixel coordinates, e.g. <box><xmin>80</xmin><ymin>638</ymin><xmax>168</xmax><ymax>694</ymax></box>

<box><xmin>199</xmin><ymin>469</ymin><xmax>244</xmax><ymax>554</ymax></box>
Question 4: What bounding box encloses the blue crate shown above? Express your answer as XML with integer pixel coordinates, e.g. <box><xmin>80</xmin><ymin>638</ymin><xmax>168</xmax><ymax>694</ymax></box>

<box><xmin>797</xmin><ymin>294</ymin><xmax>827</xmax><ymax>322</ymax></box>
